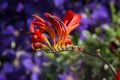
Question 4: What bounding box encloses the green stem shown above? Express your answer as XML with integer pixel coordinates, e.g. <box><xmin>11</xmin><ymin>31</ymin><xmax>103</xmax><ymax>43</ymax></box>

<box><xmin>83</xmin><ymin>48</ymin><xmax>117</xmax><ymax>76</ymax></box>
<box><xmin>97</xmin><ymin>54</ymin><xmax>117</xmax><ymax>76</ymax></box>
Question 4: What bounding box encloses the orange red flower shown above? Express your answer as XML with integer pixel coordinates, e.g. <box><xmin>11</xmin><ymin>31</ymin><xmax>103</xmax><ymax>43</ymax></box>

<box><xmin>30</xmin><ymin>10</ymin><xmax>81</xmax><ymax>50</ymax></box>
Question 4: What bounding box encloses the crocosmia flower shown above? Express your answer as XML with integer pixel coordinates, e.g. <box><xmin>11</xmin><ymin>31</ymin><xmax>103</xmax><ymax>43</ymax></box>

<box><xmin>30</xmin><ymin>10</ymin><xmax>81</xmax><ymax>52</ymax></box>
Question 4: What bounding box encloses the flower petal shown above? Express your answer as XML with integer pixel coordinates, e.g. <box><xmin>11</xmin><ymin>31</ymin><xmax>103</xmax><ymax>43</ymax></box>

<box><xmin>44</xmin><ymin>13</ymin><xmax>66</xmax><ymax>47</ymax></box>
<box><xmin>32</xmin><ymin>29</ymin><xmax>51</xmax><ymax>48</ymax></box>
<box><xmin>40</xmin><ymin>34</ymin><xmax>51</xmax><ymax>47</ymax></box>
<box><xmin>67</xmin><ymin>14</ymin><xmax>81</xmax><ymax>33</ymax></box>
<box><xmin>65</xmin><ymin>37</ymin><xmax>72</xmax><ymax>45</ymax></box>
<box><xmin>63</xmin><ymin>10</ymin><xmax>74</xmax><ymax>26</ymax></box>
<box><xmin>33</xmin><ymin>22</ymin><xmax>56</xmax><ymax>47</ymax></box>
<box><xmin>63</xmin><ymin>10</ymin><xmax>81</xmax><ymax>34</ymax></box>
<box><xmin>31</xmin><ymin>42</ymin><xmax>47</xmax><ymax>50</ymax></box>
<box><xmin>32</xmin><ymin>14</ymin><xmax>45</xmax><ymax>24</ymax></box>
<box><xmin>62</xmin><ymin>10</ymin><xmax>81</xmax><ymax>46</ymax></box>
<box><xmin>32</xmin><ymin>33</ymin><xmax>51</xmax><ymax>48</ymax></box>
<box><xmin>30</xmin><ymin>18</ymin><xmax>36</xmax><ymax>33</ymax></box>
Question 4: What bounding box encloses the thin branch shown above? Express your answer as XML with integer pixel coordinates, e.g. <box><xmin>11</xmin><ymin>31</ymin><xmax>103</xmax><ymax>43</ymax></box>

<box><xmin>96</xmin><ymin>49</ymin><xmax>117</xmax><ymax>76</ymax></box>
<box><xmin>82</xmin><ymin>48</ymin><xmax>117</xmax><ymax>76</ymax></box>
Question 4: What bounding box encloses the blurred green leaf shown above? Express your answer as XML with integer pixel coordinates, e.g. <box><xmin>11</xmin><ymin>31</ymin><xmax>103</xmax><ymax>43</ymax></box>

<box><xmin>44</xmin><ymin>52</ymin><xmax>55</xmax><ymax>60</ymax></box>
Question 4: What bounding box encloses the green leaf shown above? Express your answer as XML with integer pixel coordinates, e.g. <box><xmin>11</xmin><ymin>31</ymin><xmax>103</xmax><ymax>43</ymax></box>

<box><xmin>44</xmin><ymin>52</ymin><xmax>55</xmax><ymax>60</ymax></box>
<box><xmin>82</xmin><ymin>30</ymin><xmax>91</xmax><ymax>38</ymax></box>
<box><xmin>116</xmin><ymin>27</ymin><xmax>120</xmax><ymax>36</ymax></box>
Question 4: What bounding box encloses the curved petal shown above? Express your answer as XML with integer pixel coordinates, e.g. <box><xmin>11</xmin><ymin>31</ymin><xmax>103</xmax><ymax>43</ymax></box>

<box><xmin>31</xmin><ymin>14</ymin><xmax>56</xmax><ymax>47</ymax></box>
<box><xmin>32</xmin><ymin>29</ymin><xmax>51</xmax><ymax>48</ymax></box>
<box><xmin>67</xmin><ymin>14</ymin><xmax>81</xmax><ymax>34</ymax></box>
<box><xmin>32</xmin><ymin>33</ymin><xmax>51</xmax><ymax>48</ymax></box>
<box><xmin>33</xmin><ymin>22</ymin><xmax>56</xmax><ymax>47</ymax></box>
<box><xmin>63</xmin><ymin>10</ymin><xmax>74</xmax><ymax>26</ymax></box>
<box><xmin>36</xmin><ymin>30</ymin><xmax>51</xmax><ymax>47</ymax></box>
<box><xmin>44</xmin><ymin>13</ymin><xmax>67</xmax><ymax>47</ymax></box>
<box><xmin>62</xmin><ymin>10</ymin><xmax>81</xmax><ymax>46</ymax></box>
<box><xmin>31</xmin><ymin>42</ymin><xmax>47</xmax><ymax>50</ymax></box>
<box><xmin>30</xmin><ymin>14</ymin><xmax>46</xmax><ymax>33</ymax></box>
<box><xmin>32</xmin><ymin>14</ymin><xmax>45</xmax><ymax>24</ymax></box>
<box><xmin>30</xmin><ymin>18</ymin><xmax>36</xmax><ymax>33</ymax></box>
<box><xmin>63</xmin><ymin>10</ymin><xmax>81</xmax><ymax>33</ymax></box>
<box><xmin>40</xmin><ymin>34</ymin><xmax>51</xmax><ymax>47</ymax></box>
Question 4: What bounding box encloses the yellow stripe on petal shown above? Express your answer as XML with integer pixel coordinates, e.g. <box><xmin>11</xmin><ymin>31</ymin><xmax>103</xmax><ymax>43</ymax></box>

<box><xmin>44</xmin><ymin>25</ymin><xmax>56</xmax><ymax>47</ymax></box>
<box><xmin>40</xmin><ymin>34</ymin><xmax>51</xmax><ymax>47</ymax></box>
<box><xmin>61</xmin><ymin>33</ymin><xmax>68</xmax><ymax>46</ymax></box>
<box><xmin>33</xmin><ymin>22</ymin><xmax>56</xmax><ymax>47</ymax></box>
<box><xmin>44</xmin><ymin>13</ymin><xmax>63</xmax><ymax>47</ymax></box>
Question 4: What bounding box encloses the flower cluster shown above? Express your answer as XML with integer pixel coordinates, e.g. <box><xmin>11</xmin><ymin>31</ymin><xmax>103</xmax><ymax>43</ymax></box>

<box><xmin>0</xmin><ymin>0</ymin><xmax>120</xmax><ymax>80</ymax></box>
<box><xmin>30</xmin><ymin>10</ymin><xmax>81</xmax><ymax>50</ymax></box>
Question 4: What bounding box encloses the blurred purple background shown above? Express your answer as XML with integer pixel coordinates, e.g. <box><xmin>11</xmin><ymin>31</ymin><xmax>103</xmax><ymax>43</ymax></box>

<box><xmin>0</xmin><ymin>0</ymin><xmax>120</xmax><ymax>80</ymax></box>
